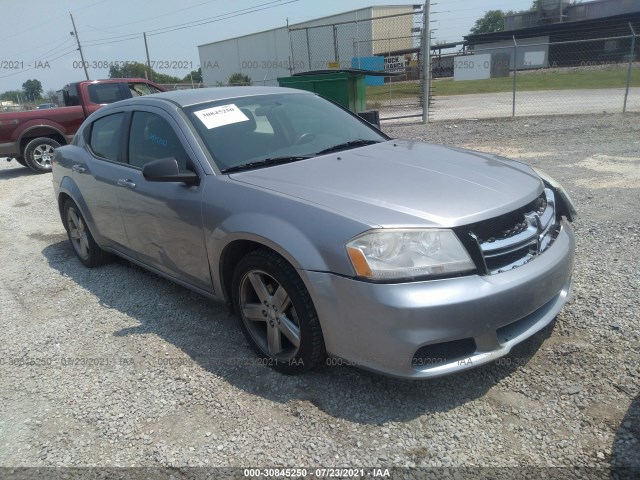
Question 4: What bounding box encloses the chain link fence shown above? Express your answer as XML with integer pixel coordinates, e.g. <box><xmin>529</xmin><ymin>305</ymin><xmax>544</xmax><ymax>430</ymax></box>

<box><xmin>428</xmin><ymin>27</ymin><xmax>639</xmax><ymax>122</ymax></box>
<box><xmin>158</xmin><ymin>83</ymin><xmax>204</xmax><ymax>90</ymax></box>
<box><xmin>193</xmin><ymin>7</ymin><xmax>640</xmax><ymax>124</ymax></box>
<box><xmin>287</xmin><ymin>9</ymin><xmax>425</xmax><ymax>121</ymax></box>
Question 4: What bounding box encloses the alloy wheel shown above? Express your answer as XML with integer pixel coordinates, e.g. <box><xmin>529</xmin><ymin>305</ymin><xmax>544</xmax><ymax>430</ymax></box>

<box><xmin>66</xmin><ymin>206</ymin><xmax>90</xmax><ymax>261</ymax></box>
<box><xmin>32</xmin><ymin>144</ymin><xmax>55</xmax><ymax>169</ymax></box>
<box><xmin>238</xmin><ymin>269</ymin><xmax>301</xmax><ymax>359</ymax></box>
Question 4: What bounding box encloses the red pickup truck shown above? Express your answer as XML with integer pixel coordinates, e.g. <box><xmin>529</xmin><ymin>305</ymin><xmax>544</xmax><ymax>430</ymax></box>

<box><xmin>0</xmin><ymin>78</ymin><xmax>166</xmax><ymax>173</ymax></box>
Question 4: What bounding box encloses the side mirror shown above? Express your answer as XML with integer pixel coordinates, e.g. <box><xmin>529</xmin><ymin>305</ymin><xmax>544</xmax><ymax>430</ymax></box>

<box><xmin>142</xmin><ymin>157</ymin><xmax>200</xmax><ymax>186</ymax></box>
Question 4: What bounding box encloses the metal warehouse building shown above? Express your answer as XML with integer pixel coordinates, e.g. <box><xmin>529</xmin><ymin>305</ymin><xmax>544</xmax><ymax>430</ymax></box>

<box><xmin>197</xmin><ymin>5</ymin><xmax>418</xmax><ymax>86</ymax></box>
<box><xmin>464</xmin><ymin>0</ymin><xmax>640</xmax><ymax>71</ymax></box>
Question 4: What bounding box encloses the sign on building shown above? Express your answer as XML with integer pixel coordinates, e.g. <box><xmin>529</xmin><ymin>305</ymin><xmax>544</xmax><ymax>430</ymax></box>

<box><xmin>384</xmin><ymin>55</ymin><xmax>406</xmax><ymax>73</ymax></box>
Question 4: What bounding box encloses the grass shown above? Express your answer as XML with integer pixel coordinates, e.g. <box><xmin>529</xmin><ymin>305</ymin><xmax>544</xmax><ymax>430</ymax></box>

<box><xmin>365</xmin><ymin>67</ymin><xmax>640</xmax><ymax>99</ymax></box>
<box><xmin>367</xmin><ymin>82</ymin><xmax>420</xmax><ymax>101</ymax></box>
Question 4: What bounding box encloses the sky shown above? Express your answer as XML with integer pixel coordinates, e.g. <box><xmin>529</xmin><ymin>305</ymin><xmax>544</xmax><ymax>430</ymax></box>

<box><xmin>0</xmin><ymin>0</ymin><xmax>534</xmax><ymax>95</ymax></box>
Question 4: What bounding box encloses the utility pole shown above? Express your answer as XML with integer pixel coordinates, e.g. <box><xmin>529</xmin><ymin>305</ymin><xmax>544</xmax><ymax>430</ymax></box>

<box><xmin>623</xmin><ymin>23</ymin><xmax>636</xmax><ymax>113</ymax></box>
<box><xmin>421</xmin><ymin>1</ymin><xmax>431</xmax><ymax>124</ymax></box>
<box><xmin>287</xmin><ymin>18</ymin><xmax>296</xmax><ymax>76</ymax></box>
<box><xmin>144</xmin><ymin>32</ymin><xmax>153</xmax><ymax>81</ymax></box>
<box><xmin>70</xmin><ymin>13</ymin><xmax>89</xmax><ymax>80</ymax></box>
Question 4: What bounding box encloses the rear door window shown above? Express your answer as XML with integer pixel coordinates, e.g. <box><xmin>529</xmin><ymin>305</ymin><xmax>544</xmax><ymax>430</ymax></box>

<box><xmin>88</xmin><ymin>83</ymin><xmax>125</xmax><ymax>104</ymax></box>
<box><xmin>88</xmin><ymin>113</ymin><xmax>124</xmax><ymax>161</ymax></box>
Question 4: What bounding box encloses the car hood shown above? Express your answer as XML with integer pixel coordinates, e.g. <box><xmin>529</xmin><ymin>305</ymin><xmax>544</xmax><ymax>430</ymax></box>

<box><xmin>229</xmin><ymin>140</ymin><xmax>544</xmax><ymax>227</ymax></box>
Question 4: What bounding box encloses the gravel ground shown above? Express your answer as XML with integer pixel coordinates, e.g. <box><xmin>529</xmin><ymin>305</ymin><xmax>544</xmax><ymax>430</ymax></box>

<box><xmin>0</xmin><ymin>113</ymin><xmax>639</xmax><ymax>479</ymax></box>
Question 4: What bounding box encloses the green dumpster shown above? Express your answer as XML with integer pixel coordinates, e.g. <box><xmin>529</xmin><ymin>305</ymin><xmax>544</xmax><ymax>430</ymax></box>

<box><xmin>277</xmin><ymin>69</ymin><xmax>367</xmax><ymax>113</ymax></box>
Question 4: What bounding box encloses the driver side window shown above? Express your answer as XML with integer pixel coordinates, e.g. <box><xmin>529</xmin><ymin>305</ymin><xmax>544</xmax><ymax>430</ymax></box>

<box><xmin>128</xmin><ymin>111</ymin><xmax>191</xmax><ymax>171</ymax></box>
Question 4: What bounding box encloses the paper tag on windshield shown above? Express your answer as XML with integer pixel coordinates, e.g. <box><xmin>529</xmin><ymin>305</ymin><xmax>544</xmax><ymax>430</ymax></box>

<box><xmin>194</xmin><ymin>104</ymin><xmax>249</xmax><ymax>129</ymax></box>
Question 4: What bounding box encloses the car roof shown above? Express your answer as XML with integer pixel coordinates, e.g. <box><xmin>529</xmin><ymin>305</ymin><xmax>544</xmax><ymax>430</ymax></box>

<box><xmin>125</xmin><ymin>86</ymin><xmax>313</xmax><ymax>108</ymax></box>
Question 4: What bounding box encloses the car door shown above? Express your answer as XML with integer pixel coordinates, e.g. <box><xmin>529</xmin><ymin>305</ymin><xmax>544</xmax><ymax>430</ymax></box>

<box><xmin>115</xmin><ymin>107</ymin><xmax>212</xmax><ymax>292</ymax></box>
<box><xmin>73</xmin><ymin>111</ymin><xmax>132</xmax><ymax>252</ymax></box>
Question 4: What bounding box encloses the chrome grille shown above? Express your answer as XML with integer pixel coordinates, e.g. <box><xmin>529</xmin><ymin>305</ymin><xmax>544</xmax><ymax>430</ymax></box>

<box><xmin>469</xmin><ymin>188</ymin><xmax>557</xmax><ymax>274</ymax></box>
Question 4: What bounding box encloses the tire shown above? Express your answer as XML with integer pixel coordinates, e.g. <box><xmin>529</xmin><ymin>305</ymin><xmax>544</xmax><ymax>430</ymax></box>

<box><xmin>232</xmin><ymin>248</ymin><xmax>326</xmax><ymax>374</ymax></box>
<box><xmin>62</xmin><ymin>199</ymin><xmax>110</xmax><ymax>268</ymax></box>
<box><xmin>23</xmin><ymin>137</ymin><xmax>60</xmax><ymax>173</ymax></box>
<box><xmin>15</xmin><ymin>157</ymin><xmax>27</xmax><ymax>167</ymax></box>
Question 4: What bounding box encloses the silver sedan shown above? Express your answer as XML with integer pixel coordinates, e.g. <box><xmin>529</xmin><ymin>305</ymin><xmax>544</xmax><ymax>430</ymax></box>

<box><xmin>52</xmin><ymin>87</ymin><xmax>576</xmax><ymax>378</ymax></box>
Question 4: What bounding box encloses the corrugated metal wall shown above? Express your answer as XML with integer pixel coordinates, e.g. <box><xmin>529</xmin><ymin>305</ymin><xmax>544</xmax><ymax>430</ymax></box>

<box><xmin>371</xmin><ymin>6</ymin><xmax>414</xmax><ymax>55</ymax></box>
<box><xmin>199</xmin><ymin>28</ymin><xmax>291</xmax><ymax>87</ymax></box>
<box><xmin>197</xmin><ymin>6</ymin><xmax>416</xmax><ymax>85</ymax></box>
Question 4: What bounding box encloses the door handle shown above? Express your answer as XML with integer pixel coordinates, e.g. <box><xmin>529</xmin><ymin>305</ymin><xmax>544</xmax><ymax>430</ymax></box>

<box><xmin>72</xmin><ymin>165</ymin><xmax>86</xmax><ymax>173</ymax></box>
<box><xmin>117</xmin><ymin>179</ymin><xmax>136</xmax><ymax>189</ymax></box>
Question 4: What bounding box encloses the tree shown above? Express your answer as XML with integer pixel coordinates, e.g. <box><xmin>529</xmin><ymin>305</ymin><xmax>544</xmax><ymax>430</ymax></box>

<box><xmin>183</xmin><ymin>68</ymin><xmax>202</xmax><ymax>84</ymax></box>
<box><xmin>227</xmin><ymin>73</ymin><xmax>251</xmax><ymax>86</ymax></box>
<box><xmin>0</xmin><ymin>90</ymin><xmax>23</xmax><ymax>102</ymax></box>
<box><xmin>469</xmin><ymin>10</ymin><xmax>505</xmax><ymax>35</ymax></box>
<box><xmin>108</xmin><ymin>61</ymin><xmax>182</xmax><ymax>84</ymax></box>
<box><xmin>468</xmin><ymin>1</ymin><xmax>544</xmax><ymax>36</ymax></box>
<box><xmin>109</xmin><ymin>62</ymin><xmax>148</xmax><ymax>79</ymax></box>
<box><xmin>529</xmin><ymin>0</ymin><xmax>542</xmax><ymax>11</ymax></box>
<box><xmin>150</xmin><ymin>71</ymin><xmax>183</xmax><ymax>84</ymax></box>
<box><xmin>22</xmin><ymin>79</ymin><xmax>43</xmax><ymax>101</ymax></box>
<box><xmin>45</xmin><ymin>89</ymin><xmax>58</xmax><ymax>103</ymax></box>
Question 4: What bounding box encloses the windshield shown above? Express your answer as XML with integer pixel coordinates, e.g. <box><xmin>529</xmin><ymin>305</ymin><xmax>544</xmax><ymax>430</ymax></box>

<box><xmin>184</xmin><ymin>93</ymin><xmax>388</xmax><ymax>172</ymax></box>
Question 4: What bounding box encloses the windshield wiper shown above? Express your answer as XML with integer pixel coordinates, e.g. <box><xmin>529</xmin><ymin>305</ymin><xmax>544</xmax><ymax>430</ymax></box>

<box><xmin>315</xmin><ymin>139</ymin><xmax>381</xmax><ymax>156</ymax></box>
<box><xmin>222</xmin><ymin>156</ymin><xmax>311</xmax><ymax>173</ymax></box>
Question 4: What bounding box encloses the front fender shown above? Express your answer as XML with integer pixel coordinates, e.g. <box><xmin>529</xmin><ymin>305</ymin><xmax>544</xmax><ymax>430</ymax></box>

<box><xmin>201</xmin><ymin>177</ymin><xmax>375</xmax><ymax>301</ymax></box>
<box><xmin>216</xmin><ymin>213</ymin><xmax>333</xmax><ymax>270</ymax></box>
<box><xmin>209</xmin><ymin>212</ymin><xmax>330</xmax><ymax>298</ymax></box>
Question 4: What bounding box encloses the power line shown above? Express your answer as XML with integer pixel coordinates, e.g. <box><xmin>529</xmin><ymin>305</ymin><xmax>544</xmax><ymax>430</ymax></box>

<box><xmin>79</xmin><ymin>0</ymin><xmax>298</xmax><ymax>47</ymax></box>
<box><xmin>2</xmin><ymin>0</ymin><xmax>300</xmax><ymax>86</ymax></box>
<box><xmin>91</xmin><ymin>0</ymin><xmax>222</xmax><ymax>31</ymax></box>
<box><xmin>83</xmin><ymin>35</ymin><xmax>142</xmax><ymax>48</ymax></box>
<box><xmin>0</xmin><ymin>48</ymin><xmax>77</xmax><ymax>80</ymax></box>
<box><xmin>147</xmin><ymin>0</ymin><xmax>299</xmax><ymax>36</ymax></box>
<box><xmin>35</xmin><ymin>37</ymin><xmax>76</xmax><ymax>61</ymax></box>
<box><xmin>0</xmin><ymin>0</ymin><xmax>113</xmax><ymax>43</ymax></box>
<box><xmin>3</xmin><ymin>35</ymin><xmax>72</xmax><ymax>60</ymax></box>
<box><xmin>82</xmin><ymin>32</ymin><xmax>147</xmax><ymax>46</ymax></box>
<box><xmin>0</xmin><ymin>0</ymin><xmax>300</xmax><ymax>65</ymax></box>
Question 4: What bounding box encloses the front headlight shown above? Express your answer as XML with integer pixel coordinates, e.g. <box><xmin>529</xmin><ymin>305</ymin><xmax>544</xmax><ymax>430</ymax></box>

<box><xmin>346</xmin><ymin>229</ymin><xmax>475</xmax><ymax>281</ymax></box>
<box><xmin>532</xmin><ymin>167</ymin><xmax>577</xmax><ymax>221</ymax></box>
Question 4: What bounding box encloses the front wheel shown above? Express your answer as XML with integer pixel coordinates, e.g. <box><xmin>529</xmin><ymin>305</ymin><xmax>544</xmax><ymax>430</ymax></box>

<box><xmin>23</xmin><ymin>137</ymin><xmax>60</xmax><ymax>173</ymax></box>
<box><xmin>62</xmin><ymin>200</ymin><xmax>110</xmax><ymax>268</ymax></box>
<box><xmin>232</xmin><ymin>248</ymin><xmax>326</xmax><ymax>374</ymax></box>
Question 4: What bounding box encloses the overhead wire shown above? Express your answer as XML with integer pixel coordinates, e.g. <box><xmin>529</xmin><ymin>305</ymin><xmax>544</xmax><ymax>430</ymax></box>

<box><xmin>3</xmin><ymin>35</ymin><xmax>74</xmax><ymax>61</ymax></box>
<box><xmin>0</xmin><ymin>0</ymin><xmax>114</xmax><ymax>43</ymax></box>
<box><xmin>1</xmin><ymin>0</ymin><xmax>298</xmax><ymax>85</ymax></box>
<box><xmin>0</xmin><ymin>47</ymin><xmax>78</xmax><ymax>80</ymax></box>
<box><xmin>147</xmin><ymin>0</ymin><xmax>299</xmax><ymax>36</ymax></box>
<box><xmin>79</xmin><ymin>0</ymin><xmax>298</xmax><ymax>47</ymax></box>
<box><xmin>35</xmin><ymin>37</ymin><xmax>77</xmax><ymax>61</ymax></box>
<box><xmin>94</xmin><ymin>0</ymin><xmax>222</xmax><ymax>30</ymax></box>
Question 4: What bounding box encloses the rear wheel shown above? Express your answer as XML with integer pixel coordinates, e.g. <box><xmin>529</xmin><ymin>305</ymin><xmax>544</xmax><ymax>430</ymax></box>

<box><xmin>62</xmin><ymin>200</ymin><xmax>109</xmax><ymax>267</ymax></box>
<box><xmin>23</xmin><ymin>137</ymin><xmax>60</xmax><ymax>173</ymax></box>
<box><xmin>232</xmin><ymin>248</ymin><xmax>326</xmax><ymax>374</ymax></box>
